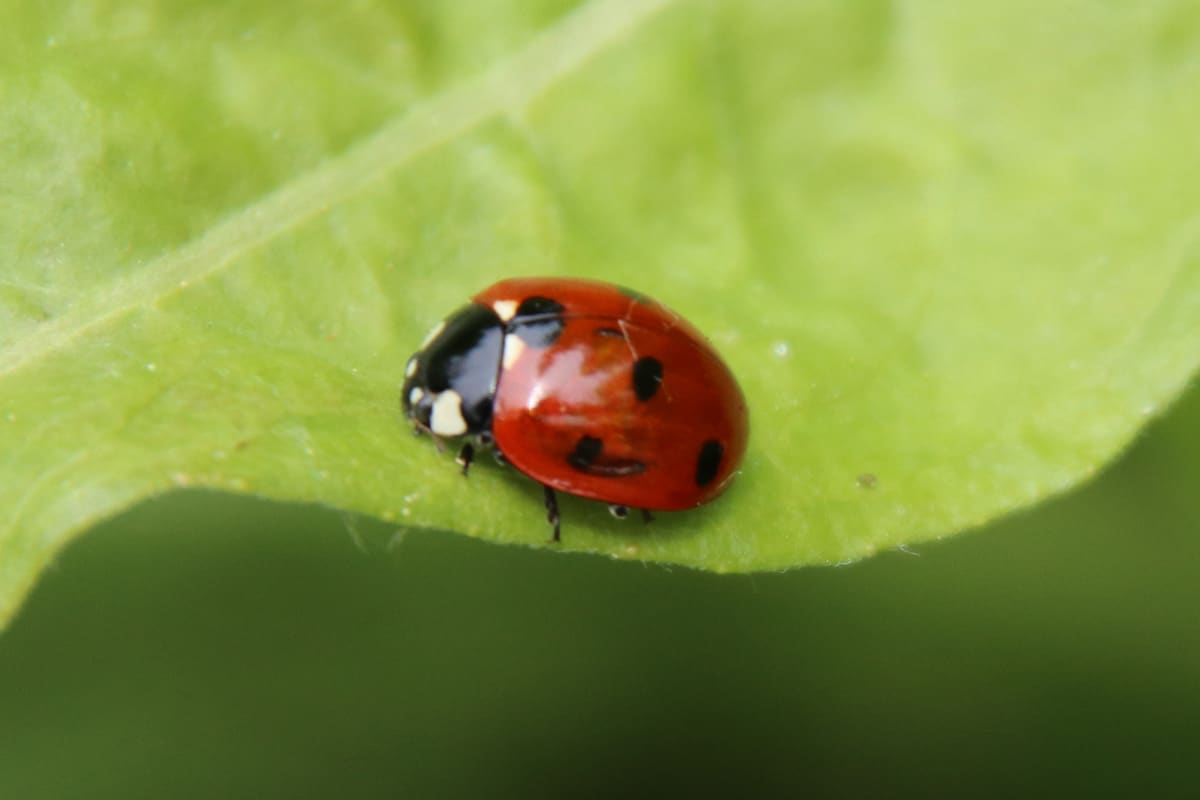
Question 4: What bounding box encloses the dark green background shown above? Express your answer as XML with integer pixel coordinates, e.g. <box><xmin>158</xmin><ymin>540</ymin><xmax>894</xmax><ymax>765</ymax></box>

<box><xmin>2</xmin><ymin>383</ymin><xmax>1197</xmax><ymax>798</ymax></box>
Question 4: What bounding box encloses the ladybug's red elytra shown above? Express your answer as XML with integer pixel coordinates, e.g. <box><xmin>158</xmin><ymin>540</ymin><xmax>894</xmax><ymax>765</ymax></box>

<box><xmin>401</xmin><ymin>277</ymin><xmax>749</xmax><ymax>540</ymax></box>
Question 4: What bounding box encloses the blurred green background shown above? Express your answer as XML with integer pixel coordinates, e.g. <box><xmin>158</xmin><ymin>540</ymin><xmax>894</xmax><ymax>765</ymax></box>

<box><xmin>1</xmin><ymin>381</ymin><xmax>1197</xmax><ymax>798</ymax></box>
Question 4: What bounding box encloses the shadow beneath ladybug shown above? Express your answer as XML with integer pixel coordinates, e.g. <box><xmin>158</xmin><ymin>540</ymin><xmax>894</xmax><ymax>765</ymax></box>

<box><xmin>492</xmin><ymin>462</ymin><xmax>742</xmax><ymax>548</ymax></box>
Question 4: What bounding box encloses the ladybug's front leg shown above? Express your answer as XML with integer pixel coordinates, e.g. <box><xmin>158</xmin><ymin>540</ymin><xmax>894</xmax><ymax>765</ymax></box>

<box><xmin>456</xmin><ymin>442</ymin><xmax>475</xmax><ymax>477</ymax></box>
<box><xmin>543</xmin><ymin>485</ymin><xmax>561</xmax><ymax>543</ymax></box>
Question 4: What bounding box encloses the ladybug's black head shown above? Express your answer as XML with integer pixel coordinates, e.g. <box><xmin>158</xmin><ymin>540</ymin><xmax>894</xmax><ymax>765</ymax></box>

<box><xmin>402</xmin><ymin>303</ymin><xmax>503</xmax><ymax>439</ymax></box>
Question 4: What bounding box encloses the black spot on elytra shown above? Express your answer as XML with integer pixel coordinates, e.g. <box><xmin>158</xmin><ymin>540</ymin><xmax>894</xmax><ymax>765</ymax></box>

<box><xmin>510</xmin><ymin>295</ymin><xmax>565</xmax><ymax>347</ymax></box>
<box><xmin>695</xmin><ymin>439</ymin><xmax>724</xmax><ymax>487</ymax></box>
<box><xmin>567</xmin><ymin>435</ymin><xmax>647</xmax><ymax>477</ymax></box>
<box><xmin>567</xmin><ymin>435</ymin><xmax>603</xmax><ymax>470</ymax></box>
<box><xmin>515</xmin><ymin>296</ymin><xmax>564</xmax><ymax>318</ymax></box>
<box><xmin>632</xmin><ymin>357</ymin><xmax>663</xmax><ymax>401</ymax></box>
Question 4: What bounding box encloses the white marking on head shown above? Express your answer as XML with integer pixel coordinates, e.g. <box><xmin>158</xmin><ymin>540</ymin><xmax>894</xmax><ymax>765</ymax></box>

<box><xmin>419</xmin><ymin>320</ymin><xmax>447</xmax><ymax>348</ymax></box>
<box><xmin>408</xmin><ymin>387</ymin><xmax>425</xmax><ymax>406</ymax></box>
<box><xmin>502</xmin><ymin>333</ymin><xmax>527</xmax><ymax>370</ymax></box>
<box><xmin>405</xmin><ymin>357</ymin><xmax>418</xmax><ymax>379</ymax></box>
<box><xmin>492</xmin><ymin>299</ymin><xmax>518</xmax><ymax>322</ymax></box>
<box><xmin>430</xmin><ymin>390</ymin><xmax>468</xmax><ymax>437</ymax></box>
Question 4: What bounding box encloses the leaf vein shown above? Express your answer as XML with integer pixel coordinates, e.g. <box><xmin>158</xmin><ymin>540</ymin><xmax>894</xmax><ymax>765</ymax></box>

<box><xmin>0</xmin><ymin>0</ymin><xmax>675</xmax><ymax>378</ymax></box>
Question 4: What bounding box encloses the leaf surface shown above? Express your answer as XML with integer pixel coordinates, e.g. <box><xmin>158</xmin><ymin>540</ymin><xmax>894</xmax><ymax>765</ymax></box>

<box><xmin>2</xmin><ymin>0</ymin><xmax>1199</xmax><ymax>627</ymax></box>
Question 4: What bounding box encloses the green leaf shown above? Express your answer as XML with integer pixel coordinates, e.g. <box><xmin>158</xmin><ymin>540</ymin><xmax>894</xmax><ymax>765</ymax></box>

<box><xmin>2</xmin><ymin>0</ymin><xmax>1199</xmax><ymax>628</ymax></box>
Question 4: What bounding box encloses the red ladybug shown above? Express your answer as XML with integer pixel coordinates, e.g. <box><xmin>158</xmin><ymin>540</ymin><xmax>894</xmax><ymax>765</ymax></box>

<box><xmin>401</xmin><ymin>277</ymin><xmax>748</xmax><ymax>540</ymax></box>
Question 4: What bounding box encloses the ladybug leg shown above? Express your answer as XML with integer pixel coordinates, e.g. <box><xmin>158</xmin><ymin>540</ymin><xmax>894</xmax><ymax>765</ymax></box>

<box><xmin>455</xmin><ymin>442</ymin><xmax>475</xmax><ymax>477</ymax></box>
<box><xmin>608</xmin><ymin>505</ymin><xmax>652</xmax><ymax>524</ymax></box>
<box><xmin>543</xmin><ymin>485</ymin><xmax>561</xmax><ymax>543</ymax></box>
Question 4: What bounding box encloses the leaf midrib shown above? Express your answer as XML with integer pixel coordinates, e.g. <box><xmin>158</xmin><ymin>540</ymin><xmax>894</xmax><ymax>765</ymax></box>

<box><xmin>0</xmin><ymin>0</ymin><xmax>675</xmax><ymax>378</ymax></box>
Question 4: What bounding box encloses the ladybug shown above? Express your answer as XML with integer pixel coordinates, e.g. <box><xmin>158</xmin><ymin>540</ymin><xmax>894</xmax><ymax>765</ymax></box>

<box><xmin>401</xmin><ymin>277</ymin><xmax>748</xmax><ymax>541</ymax></box>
